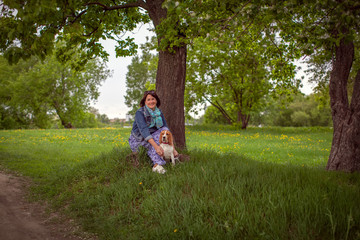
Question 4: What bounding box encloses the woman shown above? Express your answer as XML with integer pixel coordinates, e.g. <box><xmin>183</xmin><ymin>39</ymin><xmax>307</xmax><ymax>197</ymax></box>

<box><xmin>129</xmin><ymin>90</ymin><xmax>178</xmax><ymax>174</ymax></box>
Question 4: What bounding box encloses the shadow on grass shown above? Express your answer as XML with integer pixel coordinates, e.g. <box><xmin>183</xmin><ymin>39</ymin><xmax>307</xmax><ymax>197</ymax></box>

<box><xmin>35</xmin><ymin>146</ymin><xmax>360</xmax><ymax>240</ymax></box>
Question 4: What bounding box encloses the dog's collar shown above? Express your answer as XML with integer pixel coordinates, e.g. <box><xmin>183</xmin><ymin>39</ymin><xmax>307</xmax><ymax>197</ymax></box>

<box><xmin>161</xmin><ymin>142</ymin><xmax>170</xmax><ymax>145</ymax></box>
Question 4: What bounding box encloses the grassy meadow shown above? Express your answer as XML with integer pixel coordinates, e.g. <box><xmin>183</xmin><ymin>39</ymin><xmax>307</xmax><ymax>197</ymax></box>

<box><xmin>0</xmin><ymin>126</ymin><xmax>359</xmax><ymax>239</ymax></box>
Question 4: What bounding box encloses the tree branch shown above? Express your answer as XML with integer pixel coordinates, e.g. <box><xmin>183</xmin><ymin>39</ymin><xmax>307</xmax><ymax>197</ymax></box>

<box><xmin>204</xmin><ymin>96</ymin><xmax>234</xmax><ymax>124</ymax></box>
<box><xmin>85</xmin><ymin>0</ymin><xmax>148</xmax><ymax>11</ymax></box>
<box><xmin>84</xmin><ymin>18</ymin><xmax>103</xmax><ymax>37</ymax></box>
<box><xmin>57</xmin><ymin>9</ymin><xmax>87</xmax><ymax>30</ymax></box>
<box><xmin>219</xmin><ymin>0</ymin><xmax>252</xmax><ymax>30</ymax></box>
<box><xmin>349</xmin><ymin>4</ymin><xmax>360</xmax><ymax>11</ymax></box>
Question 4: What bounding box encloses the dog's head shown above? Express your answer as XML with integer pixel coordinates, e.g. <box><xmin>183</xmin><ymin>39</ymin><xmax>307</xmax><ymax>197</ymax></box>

<box><xmin>159</xmin><ymin>130</ymin><xmax>173</xmax><ymax>146</ymax></box>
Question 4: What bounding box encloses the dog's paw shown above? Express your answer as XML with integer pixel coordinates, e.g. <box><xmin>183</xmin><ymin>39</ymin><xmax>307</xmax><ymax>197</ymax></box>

<box><xmin>171</xmin><ymin>159</ymin><xmax>176</xmax><ymax>167</ymax></box>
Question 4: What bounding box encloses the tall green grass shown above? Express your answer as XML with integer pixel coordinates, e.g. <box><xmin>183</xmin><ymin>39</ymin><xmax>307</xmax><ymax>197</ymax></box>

<box><xmin>187</xmin><ymin>126</ymin><xmax>332</xmax><ymax>167</ymax></box>
<box><xmin>0</xmin><ymin>127</ymin><xmax>359</xmax><ymax>239</ymax></box>
<box><xmin>34</xmin><ymin>148</ymin><xmax>360</xmax><ymax>239</ymax></box>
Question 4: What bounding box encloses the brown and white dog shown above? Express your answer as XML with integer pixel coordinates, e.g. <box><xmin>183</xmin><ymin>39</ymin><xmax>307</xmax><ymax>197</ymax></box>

<box><xmin>159</xmin><ymin>130</ymin><xmax>176</xmax><ymax>166</ymax></box>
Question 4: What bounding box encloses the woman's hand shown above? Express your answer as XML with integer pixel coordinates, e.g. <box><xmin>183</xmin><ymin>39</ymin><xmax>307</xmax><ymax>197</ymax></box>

<box><xmin>148</xmin><ymin>138</ymin><xmax>164</xmax><ymax>156</ymax></box>
<box><xmin>155</xmin><ymin>145</ymin><xmax>164</xmax><ymax>156</ymax></box>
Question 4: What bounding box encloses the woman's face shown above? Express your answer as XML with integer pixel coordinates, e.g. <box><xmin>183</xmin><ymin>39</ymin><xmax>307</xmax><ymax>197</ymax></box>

<box><xmin>145</xmin><ymin>94</ymin><xmax>157</xmax><ymax>110</ymax></box>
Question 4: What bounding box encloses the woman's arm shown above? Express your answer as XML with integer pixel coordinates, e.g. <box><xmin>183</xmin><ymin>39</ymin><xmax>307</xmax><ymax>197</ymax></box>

<box><xmin>135</xmin><ymin>110</ymin><xmax>152</xmax><ymax>141</ymax></box>
<box><xmin>148</xmin><ymin>138</ymin><xmax>164</xmax><ymax>156</ymax></box>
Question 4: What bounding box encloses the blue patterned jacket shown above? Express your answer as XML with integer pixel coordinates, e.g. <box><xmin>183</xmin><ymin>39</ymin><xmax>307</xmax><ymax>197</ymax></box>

<box><xmin>130</xmin><ymin>106</ymin><xmax>168</xmax><ymax>141</ymax></box>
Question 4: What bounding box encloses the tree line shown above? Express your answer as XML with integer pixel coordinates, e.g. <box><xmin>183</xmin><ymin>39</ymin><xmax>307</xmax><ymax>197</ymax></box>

<box><xmin>203</xmin><ymin>93</ymin><xmax>332</xmax><ymax>127</ymax></box>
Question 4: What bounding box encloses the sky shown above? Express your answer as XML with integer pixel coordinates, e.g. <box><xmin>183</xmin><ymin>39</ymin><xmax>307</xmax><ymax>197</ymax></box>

<box><xmin>91</xmin><ymin>24</ymin><xmax>155</xmax><ymax>119</ymax></box>
<box><xmin>91</xmin><ymin>25</ymin><xmax>313</xmax><ymax>120</ymax></box>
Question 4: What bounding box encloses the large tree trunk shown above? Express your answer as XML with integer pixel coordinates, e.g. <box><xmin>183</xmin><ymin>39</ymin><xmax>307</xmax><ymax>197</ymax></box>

<box><xmin>326</xmin><ymin>38</ymin><xmax>360</xmax><ymax>172</ymax></box>
<box><xmin>156</xmin><ymin>47</ymin><xmax>187</xmax><ymax>149</ymax></box>
<box><xmin>146</xmin><ymin>0</ymin><xmax>187</xmax><ymax>149</ymax></box>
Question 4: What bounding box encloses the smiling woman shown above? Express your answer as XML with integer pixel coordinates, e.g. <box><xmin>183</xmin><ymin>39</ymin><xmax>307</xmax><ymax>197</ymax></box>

<box><xmin>128</xmin><ymin>90</ymin><xmax>178</xmax><ymax>174</ymax></box>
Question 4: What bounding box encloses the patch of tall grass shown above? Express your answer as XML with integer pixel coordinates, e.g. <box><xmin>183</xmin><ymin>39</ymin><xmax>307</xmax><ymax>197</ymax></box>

<box><xmin>35</xmin><ymin>147</ymin><xmax>360</xmax><ymax>239</ymax></box>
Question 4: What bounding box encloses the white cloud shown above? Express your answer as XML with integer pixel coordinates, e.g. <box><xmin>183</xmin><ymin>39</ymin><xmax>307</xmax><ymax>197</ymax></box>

<box><xmin>91</xmin><ymin>24</ymin><xmax>154</xmax><ymax>119</ymax></box>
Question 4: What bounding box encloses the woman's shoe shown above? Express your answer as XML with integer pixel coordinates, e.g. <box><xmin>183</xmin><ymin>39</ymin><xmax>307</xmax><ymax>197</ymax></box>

<box><xmin>152</xmin><ymin>164</ymin><xmax>166</xmax><ymax>174</ymax></box>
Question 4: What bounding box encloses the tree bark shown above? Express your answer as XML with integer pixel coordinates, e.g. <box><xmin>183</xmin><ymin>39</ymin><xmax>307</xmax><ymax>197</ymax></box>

<box><xmin>326</xmin><ymin>38</ymin><xmax>360</xmax><ymax>172</ymax></box>
<box><xmin>156</xmin><ymin>47</ymin><xmax>187</xmax><ymax>149</ymax></box>
<box><xmin>53</xmin><ymin>102</ymin><xmax>73</xmax><ymax>129</ymax></box>
<box><xmin>238</xmin><ymin>111</ymin><xmax>250</xmax><ymax>129</ymax></box>
<box><xmin>146</xmin><ymin>0</ymin><xmax>187</xmax><ymax>149</ymax></box>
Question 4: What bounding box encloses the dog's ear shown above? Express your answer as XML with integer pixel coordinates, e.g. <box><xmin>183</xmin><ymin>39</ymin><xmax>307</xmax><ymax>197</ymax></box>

<box><xmin>159</xmin><ymin>131</ymin><xmax>163</xmax><ymax>144</ymax></box>
<box><xmin>169</xmin><ymin>132</ymin><xmax>174</xmax><ymax>146</ymax></box>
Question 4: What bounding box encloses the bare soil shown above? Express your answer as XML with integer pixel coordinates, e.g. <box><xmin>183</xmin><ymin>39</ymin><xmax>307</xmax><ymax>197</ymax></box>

<box><xmin>0</xmin><ymin>170</ymin><xmax>97</xmax><ymax>240</ymax></box>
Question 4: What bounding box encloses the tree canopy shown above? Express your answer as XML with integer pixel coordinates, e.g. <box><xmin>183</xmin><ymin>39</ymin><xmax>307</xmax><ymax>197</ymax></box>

<box><xmin>0</xmin><ymin>0</ymin><xmax>148</xmax><ymax>64</ymax></box>
<box><xmin>186</xmin><ymin>17</ymin><xmax>301</xmax><ymax>128</ymax></box>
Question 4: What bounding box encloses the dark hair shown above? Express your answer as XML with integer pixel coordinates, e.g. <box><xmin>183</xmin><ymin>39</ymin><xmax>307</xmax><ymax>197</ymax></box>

<box><xmin>140</xmin><ymin>90</ymin><xmax>161</xmax><ymax>107</ymax></box>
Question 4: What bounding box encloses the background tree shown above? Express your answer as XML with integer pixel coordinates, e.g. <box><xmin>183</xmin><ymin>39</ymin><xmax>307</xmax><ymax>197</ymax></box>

<box><xmin>125</xmin><ymin>42</ymin><xmax>157</xmax><ymax>116</ymax></box>
<box><xmin>0</xmin><ymin>51</ymin><xmax>110</xmax><ymax>128</ymax></box>
<box><xmin>17</xmin><ymin>55</ymin><xmax>110</xmax><ymax>128</ymax></box>
<box><xmin>0</xmin><ymin>56</ymin><xmax>35</xmax><ymax>128</ymax></box>
<box><xmin>271</xmin><ymin>0</ymin><xmax>360</xmax><ymax>171</ymax></box>
<box><xmin>262</xmin><ymin>93</ymin><xmax>332</xmax><ymax>127</ymax></box>
<box><xmin>98</xmin><ymin>114</ymin><xmax>111</xmax><ymax>125</ymax></box>
<box><xmin>186</xmin><ymin>19</ymin><xmax>301</xmax><ymax>129</ymax></box>
<box><xmin>88</xmin><ymin>107</ymin><xmax>111</xmax><ymax>126</ymax></box>
<box><xmin>73</xmin><ymin>112</ymin><xmax>99</xmax><ymax>128</ymax></box>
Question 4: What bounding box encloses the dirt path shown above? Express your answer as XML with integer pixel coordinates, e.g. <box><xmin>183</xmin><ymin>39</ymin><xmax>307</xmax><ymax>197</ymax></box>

<box><xmin>0</xmin><ymin>171</ymin><xmax>97</xmax><ymax>240</ymax></box>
